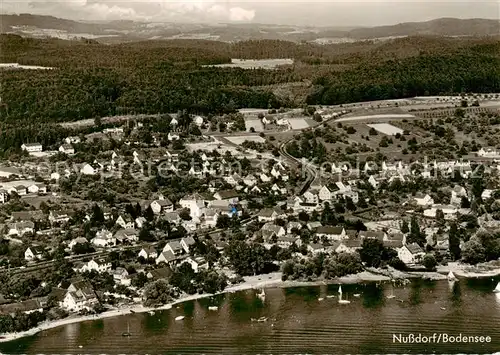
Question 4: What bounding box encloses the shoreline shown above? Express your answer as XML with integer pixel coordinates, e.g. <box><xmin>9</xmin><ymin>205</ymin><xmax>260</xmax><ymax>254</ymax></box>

<box><xmin>1</xmin><ymin>266</ymin><xmax>499</xmax><ymax>343</ymax></box>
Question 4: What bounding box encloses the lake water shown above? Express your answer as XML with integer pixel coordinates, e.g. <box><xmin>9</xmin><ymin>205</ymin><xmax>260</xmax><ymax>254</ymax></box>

<box><xmin>2</xmin><ymin>278</ymin><xmax>500</xmax><ymax>354</ymax></box>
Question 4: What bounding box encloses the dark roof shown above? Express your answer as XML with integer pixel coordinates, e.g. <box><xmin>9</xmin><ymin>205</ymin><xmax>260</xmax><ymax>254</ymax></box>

<box><xmin>317</xmin><ymin>226</ymin><xmax>344</xmax><ymax>235</ymax></box>
<box><xmin>406</xmin><ymin>243</ymin><xmax>424</xmax><ymax>254</ymax></box>
<box><xmin>154</xmin><ymin>199</ymin><xmax>173</xmax><ymax>206</ymax></box>
<box><xmin>147</xmin><ymin>267</ymin><xmax>173</xmax><ymax>280</ymax></box>
<box><xmin>384</xmin><ymin>240</ymin><xmax>403</xmax><ymax>249</ymax></box>
<box><xmin>359</xmin><ymin>231</ymin><xmax>386</xmax><ymax>241</ymax></box>
<box><xmin>215</xmin><ymin>190</ymin><xmax>239</xmax><ymax>200</ymax></box>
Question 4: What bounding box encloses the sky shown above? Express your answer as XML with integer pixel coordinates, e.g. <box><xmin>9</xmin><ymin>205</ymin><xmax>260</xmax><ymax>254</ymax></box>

<box><xmin>1</xmin><ymin>0</ymin><xmax>499</xmax><ymax>27</ymax></box>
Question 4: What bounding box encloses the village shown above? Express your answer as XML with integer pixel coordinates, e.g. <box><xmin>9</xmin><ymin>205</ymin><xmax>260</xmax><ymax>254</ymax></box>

<box><xmin>0</xmin><ymin>97</ymin><xmax>499</xmax><ymax>336</ymax></box>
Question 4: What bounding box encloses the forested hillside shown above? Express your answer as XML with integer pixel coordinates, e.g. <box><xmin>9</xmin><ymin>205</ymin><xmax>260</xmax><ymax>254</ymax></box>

<box><xmin>0</xmin><ymin>34</ymin><xmax>499</xmax><ymax>155</ymax></box>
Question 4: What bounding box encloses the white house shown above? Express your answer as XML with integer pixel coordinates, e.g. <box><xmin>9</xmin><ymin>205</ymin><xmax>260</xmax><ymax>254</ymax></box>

<box><xmin>318</xmin><ymin>186</ymin><xmax>332</xmax><ymax>201</ymax></box>
<box><xmin>61</xmin><ymin>281</ymin><xmax>98</xmax><ymax>312</ymax></box>
<box><xmin>181</xmin><ymin>256</ymin><xmax>209</xmax><ymax>273</ymax></box>
<box><xmin>303</xmin><ymin>190</ymin><xmax>319</xmax><ymax>204</ymax></box>
<box><xmin>414</xmin><ymin>194</ymin><xmax>434</xmax><ymax>206</ymax></box>
<box><xmin>180</xmin><ymin>236</ymin><xmax>196</xmax><ymax>253</ymax></box>
<box><xmin>59</xmin><ymin>144</ymin><xmax>75</xmax><ymax>155</ymax></box>
<box><xmin>477</xmin><ymin>147</ymin><xmax>499</xmax><ymax>157</ymax></box>
<box><xmin>114</xmin><ymin>228</ymin><xmax>139</xmax><ymax>243</ymax></box>
<box><xmin>92</xmin><ymin>229</ymin><xmax>116</xmax><ymax>247</ymax></box>
<box><xmin>8</xmin><ymin>221</ymin><xmax>35</xmax><ymax>236</ymax></box>
<box><xmin>179</xmin><ymin>194</ymin><xmax>205</xmax><ymax>218</ymax></box>
<box><xmin>201</xmin><ymin>208</ymin><xmax>219</xmax><ymax>228</ymax></box>
<box><xmin>0</xmin><ymin>189</ymin><xmax>8</xmax><ymax>204</ymax></box>
<box><xmin>24</xmin><ymin>246</ymin><xmax>44</xmax><ymax>261</ymax></box>
<box><xmin>81</xmin><ymin>163</ymin><xmax>97</xmax><ymax>176</ymax></box>
<box><xmin>316</xmin><ymin>226</ymin><xmax>347</xmax><ymax>240</ymax></box>
<box><xmin>21</xmin><ymin>143</ymin><xmax>42</xmax><ymax>153</ymax></box>
<box><xmin>64</xmin><ymin>136</ymin><xmax>81</xmax><ymax>144</ymax></box>
<box><xmin>163</xmin><ymin>240</ymin><xmax>184</xmax><ymax>255</ymax></box>
<box><xmin>138</xmin><ymin>246</ymin><xmax>158</xmax><ymax>260</ymax></box>
<box><xmin>151</xmin><ymin>199</ymin><xmax>174</xmax><ymax>214</ymax></box>
<box><xmin>49</xmin><ymin>210</ymin><xmax>70</xmax><ymax>225</ymax></box>
<box><xmin>82</xmin><ymin>259</ymin><xmax>111</xmax><ymax>273</ymax></box>
<box><xmin>398</xmin><ymin>243</ymin><xmax>425</xmax><ymax>264</ymax></box>
<box><xmin>115</xmin><ymin>215</ymin><xmax>135</xmax><ymax>229</ymax></box>
<box><xmin>257</xmin><ymin>208</ymin><xmax>279</xmax><ymax>222</ymax></box>
<box><xmin>111</xmin><ymin>267</ymin><xmax>131</xmax><ymax>286</ymax></box>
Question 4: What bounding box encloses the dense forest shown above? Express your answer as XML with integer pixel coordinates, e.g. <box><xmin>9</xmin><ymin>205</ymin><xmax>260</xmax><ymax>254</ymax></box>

<box><xmin>0</xmin><ymin>34</ymin><xmax>499</xmax><ymax>153</ymax></box>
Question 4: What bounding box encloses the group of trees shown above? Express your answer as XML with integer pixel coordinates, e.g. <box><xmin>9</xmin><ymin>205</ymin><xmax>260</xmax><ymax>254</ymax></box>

<box><xmin>281</xmin><ymin>252</ymin><xmax>363</xmax><ymax>281</ymax></box>
<box><xmin>170</xmin><ymin>263</ymin><xmax>227</xmax><ymax>295</ymax></box>
<box><xmin>0</xmin><ymin>310</ymin><xmax>46</xmax><ymax>334</ymax></box>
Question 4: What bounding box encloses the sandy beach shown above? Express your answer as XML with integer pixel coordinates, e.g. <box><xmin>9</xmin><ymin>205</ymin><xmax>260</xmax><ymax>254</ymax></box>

<box><xmin>2</xmin><ymin>265</ymin><xmax>499</xmax><ymax>343</ymax></box>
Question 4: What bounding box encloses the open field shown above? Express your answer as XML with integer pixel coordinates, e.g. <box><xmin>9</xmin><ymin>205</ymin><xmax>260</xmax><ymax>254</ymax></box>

<box><xmin>204</xmin><ymin>58</ymin><xmax>294</xmax><ymax>69</ymax></box>
<box><xmin>367</xmin><ymin>123</ymin><xmax>404</xmax><ymax>136</ymax></box>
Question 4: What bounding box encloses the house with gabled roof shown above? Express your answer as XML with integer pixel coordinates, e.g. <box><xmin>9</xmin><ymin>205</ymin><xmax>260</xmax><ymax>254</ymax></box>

<box><xmin>151</xmin><ymin>199</ymin><xmax>174</xmax><ymax>214</ymax></box>
<box><xmin>115</xmin><ymin>215</ymin><xmax>135</xmax><ymax>229</ymax></box>
<box><xmin>156</xmin><ymin>250</ymin><xmax>177</xmax><ymax>265</ymax></box>
<box><xmin>25</xmin><ymin>246</ymin><xmax>45</xmax><ymax>261</ymax></box>
<box><xmin>8</xmin><ymin>221</ymin><xmax>35</xmax><ymax>236</ymax></box>
<box><xmin>138</xmin><ymin>246</ymin><xmax>158</xmax><ymax>260</ymax></box>
<box><xmin>114</xmin><ymin>228</ymin><xmax>139</xmax><ymax>244</ymax></box>
<box><xmin>180</xmin><ymin>236</ymin><xmax>196</xmax><ymax>253</ymax></box>
<box><xmin>398</xmin><ymin>243</ymin><xmax>425</xmax><ymax>264</ymax></box>
<box><xmin>163</xmin><ymin>240</ymin><xmax>184</xmax><ymax>255</ymax></box>
<box><xmin>61</xmin><ymin>280</ymin><xmax>98</xmax><ymax>312</ymax></box>
<box><xmin>316</xmin><ymin>226</ymin><xmax>347</xmax><ymax>240</ymax></box>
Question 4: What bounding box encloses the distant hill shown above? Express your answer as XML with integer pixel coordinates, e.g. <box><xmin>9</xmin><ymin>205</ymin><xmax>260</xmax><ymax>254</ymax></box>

<box><xmin>348</xmin><ymin>18</ymin><xmax>500</xmax><ymax>39</ymax></box>
<box><xmin>1</xmin><ymin>14</ymin><xmax>499</xmax><ymax>43</ymax></box>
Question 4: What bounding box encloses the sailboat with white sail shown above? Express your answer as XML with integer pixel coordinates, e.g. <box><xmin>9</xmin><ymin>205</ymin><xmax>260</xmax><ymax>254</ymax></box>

<box><xmin>447</xmin><ymin>271</ymin><xmax>458</xmax><ymax>282</ymax></box>
<box><xmin>338</xmin><ymin>286</ymin><xmax>350</xmax><ymax>304</ymax></box>
<box><xmin>494</xmin><ymin>282</ymin><xmax>500</xmax><ymax>293</ymax></box>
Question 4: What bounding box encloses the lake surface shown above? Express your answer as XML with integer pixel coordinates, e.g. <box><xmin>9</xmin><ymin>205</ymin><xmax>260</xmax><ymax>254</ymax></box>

<box><xmin>2</xmin><ymin>278</ymin><xmax>500</xmax><ymax>354</ymax></box>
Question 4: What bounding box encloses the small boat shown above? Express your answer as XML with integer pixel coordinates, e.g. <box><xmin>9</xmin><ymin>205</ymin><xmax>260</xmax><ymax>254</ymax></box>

<box><xmin>148</xmin><ymin>311</ymin><xmax>155</xmax><ymax>315</ymax></box>
<box><xmin>208</xmin><ymin>306</ymin><xmax>218</xmax><ymax>311</ymax></box>
<box><xmin>338</xmin><ymin>286</ymin><xmax>351</xmax><ymax>304</ymax></box>
<box><xmin>257</xmin><ymin>289</ymin><xmax>266</xmax><ymax>301</ymax></box>
<box><xmin>387</xmin><ymin>287</ymin><xmax>396</xmax><ymax>299</ymax></box>
<box><xmin>121</xmin><ymin>322</ymin><xmax>131</xmax><ymax>337</ymax></box>
<box><xmin>130</xmin><ymin>310</ymin><xmax>135</xmax><ymax>314</ymax></box>
<box><xmin>353</xmin><ymin>294</ymin><xmax>361</xmax><ymax>298</ymax></box>
<box><xmin>440</xmin><ymin>307</ymin><xmax>446</xmax><ymax>310</ymax></box>
<box><xmin>447</xmin><ymin>271</ymin><xmax>458</xmax><ymax>282</ymax></box>
<box><xmin>326</xmin><ymin>295</ymin><xmax>335</xmax><ymax>299</ymax></box>
<box><xmin>257</xmin><ymin>317</ymin><xmax>268</xmax><ymax>322</ymax></box>
<box><xmin>175</xmin><ymin>315</ymin><xmax>185</xmax><ymax>321</ymax></box>
<box><xmin>493</xmin><ymin>282</ymin><xmax>500</xmax><ymax>293</ymax></box>
<box><xmin>318</xmin><ymin>297</ymin><xmax>324</xmax><ymax>301</ymax></box>
<box><xmin>78</xmin><ymin>345</ymin><xmax>83</xmax><ymax>348</ymax></box>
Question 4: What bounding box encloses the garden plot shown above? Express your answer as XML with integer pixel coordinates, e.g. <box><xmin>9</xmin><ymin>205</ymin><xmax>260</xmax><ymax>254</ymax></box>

<box><xmin>367</xmin><ymin>123</ymin><xmax>404</xmax><ymax>136</ymax></box>
<box><xmin>245</xmin><ymin>119</ymin><xmax>264</xmax><ymax>132</ymax></box>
